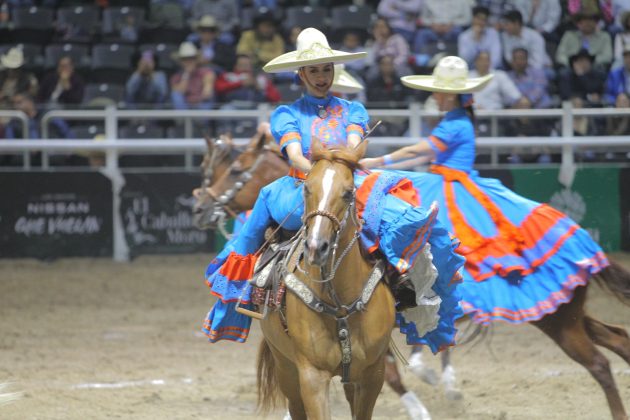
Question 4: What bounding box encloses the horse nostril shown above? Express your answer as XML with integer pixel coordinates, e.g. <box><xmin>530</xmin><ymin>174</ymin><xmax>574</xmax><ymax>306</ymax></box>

<box><xmin>318</xmin><ymin>241</ymin><xmax>329</xmax><ymax>257</ymax></box>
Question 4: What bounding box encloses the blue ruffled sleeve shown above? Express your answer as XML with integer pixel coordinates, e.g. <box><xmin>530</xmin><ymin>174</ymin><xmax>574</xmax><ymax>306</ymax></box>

<box><xmin>271</xmin><ymin>105</ymin><xmax>302</xmax><ymax>156</ymax></box>
<box><xmin>346</xmin><ymin>101</ymin><xmax>369</xmax><ymax>138</ymax></box>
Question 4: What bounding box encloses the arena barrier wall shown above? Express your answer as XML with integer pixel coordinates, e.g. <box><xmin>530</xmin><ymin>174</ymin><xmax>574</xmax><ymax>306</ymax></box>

<box><xmin>1</xmin><ymin>167</ymin><xmax>629</xmax><ymax>259</ymax></box>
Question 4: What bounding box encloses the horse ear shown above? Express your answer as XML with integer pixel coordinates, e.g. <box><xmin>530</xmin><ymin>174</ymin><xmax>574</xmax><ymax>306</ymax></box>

<box><xmin>204</xmin><ymin>135</ymin><xmax>214</xmax><ymax>150</ymax></box>
<box><xmin>353</xmin><ymin>140</ymin><xmax>368</xmax><ymax>161</ymax></box>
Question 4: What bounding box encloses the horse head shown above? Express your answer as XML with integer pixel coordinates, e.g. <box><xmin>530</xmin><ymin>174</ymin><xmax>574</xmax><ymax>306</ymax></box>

<box><xmin>192</xmin><ymin>133</ymin><xmax>237</xmax><ymax>230</ymax></box>
<box><xmin>303</xmin><ymin>137</ymin><xmax>367</xmax><ymax>266</ymax></box>
<box><xmin>199</xmin><ymin>129</ymin><xmax>288</xmax><ymax>228</ymax></box>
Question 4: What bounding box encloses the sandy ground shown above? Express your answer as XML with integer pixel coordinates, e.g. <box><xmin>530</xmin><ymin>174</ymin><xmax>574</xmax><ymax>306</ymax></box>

<box><xmin>0</xmin><ymin>254</ymin><xmax>629</xmax><ymax>420</ymax></box>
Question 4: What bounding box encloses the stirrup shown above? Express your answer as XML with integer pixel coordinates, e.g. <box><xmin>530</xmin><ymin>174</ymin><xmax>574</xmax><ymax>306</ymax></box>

<box><xmin>235</xmin><ymin>289</ymin><xmax>270</xmax><ymax>320</ymax></box>
<box><xmin>390</xmin><ymin>273</ymin><xmax>417</xmax><ymax>312</ymax></box>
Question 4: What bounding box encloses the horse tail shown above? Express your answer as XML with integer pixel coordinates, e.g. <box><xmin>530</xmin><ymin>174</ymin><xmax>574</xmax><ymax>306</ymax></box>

<box><xmin>256</xmin><ymin>339</ymin><xmax>280</xmax><ymax>414</ymax></box>
<box><xmin>593</xmin><ymin>259</ymin><xmax>630</xmax><ymax>306</ymax></box>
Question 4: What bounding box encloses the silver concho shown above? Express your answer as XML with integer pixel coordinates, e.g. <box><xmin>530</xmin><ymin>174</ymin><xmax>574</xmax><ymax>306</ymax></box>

<box><xmin>318</xmin><ymin>107</ymin><xmax>327</xmax><ymax>119</ymax></box>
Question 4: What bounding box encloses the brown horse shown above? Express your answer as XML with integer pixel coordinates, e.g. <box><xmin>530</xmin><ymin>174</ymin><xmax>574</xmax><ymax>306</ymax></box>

<box><xmin>205</xmin><ymin>137</ymin><xmax>630</xmax><ymax>419</ymax></box>
<box><xmin>257</xmin><ymin>139</ymin><xmax>396</xmax><ymax>419</ymax></box>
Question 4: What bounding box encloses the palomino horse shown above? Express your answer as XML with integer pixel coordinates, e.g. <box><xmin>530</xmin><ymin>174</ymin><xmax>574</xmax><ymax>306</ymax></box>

<box><xmin>257</xmin><ymin>138</ymin><xmax>396</xmax><ymax>419</ymax></box>
<box><xmin>202</xmin><ymin>136</ymin><xmax>630</xmax><ymax>419</ymax></box>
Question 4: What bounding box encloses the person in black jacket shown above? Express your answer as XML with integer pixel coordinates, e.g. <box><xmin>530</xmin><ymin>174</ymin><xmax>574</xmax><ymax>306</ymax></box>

<box><xmin>37</xmin><ymin>56</ymin><xmax>85</xmax><ymax>106</ymax></box>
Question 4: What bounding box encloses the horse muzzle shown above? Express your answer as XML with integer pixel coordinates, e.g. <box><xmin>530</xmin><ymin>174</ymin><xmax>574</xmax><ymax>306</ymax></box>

<box><xmin>305</xmin><ymin>235</ymin><xmax>331</xmax><ymax>266</ymax></box>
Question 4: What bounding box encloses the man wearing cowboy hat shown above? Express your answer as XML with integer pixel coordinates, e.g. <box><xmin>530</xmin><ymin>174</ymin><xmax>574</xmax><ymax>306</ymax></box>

<box><xmin>236</xmin><ymin>9</ymin><xmax>284</xmax><ymax>70</ymax></box>
<box><xmin>170</xmin><ymin>42</ymin><xmax>215</xmax><ymax>110</ymax></box>
<box><xmin>186</xmin><ymin>14</ymin><xmax>235</xmax><ymax>70</ymax></box>
<box><xmin>556</xmin><ymin>10</ymin><xmax>613</xmax><ymax>70</ymax></box>
<box><xmin>0</xmin><ymin>47</ymin><xmax>38</xmax><ymax>108</ymax></box>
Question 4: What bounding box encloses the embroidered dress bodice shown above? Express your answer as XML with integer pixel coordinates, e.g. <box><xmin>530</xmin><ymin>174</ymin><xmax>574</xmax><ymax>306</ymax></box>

<box><xmin>270</xmin><ymin>93</ymin><xmax>368</xmax><ymax>159</ymax></box>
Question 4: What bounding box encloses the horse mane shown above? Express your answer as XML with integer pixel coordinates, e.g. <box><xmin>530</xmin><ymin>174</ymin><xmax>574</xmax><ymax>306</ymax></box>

<box><xmin>310</xmin><ymin>145</ymin><xmax>364</xmax><ymax>172</ymax></box>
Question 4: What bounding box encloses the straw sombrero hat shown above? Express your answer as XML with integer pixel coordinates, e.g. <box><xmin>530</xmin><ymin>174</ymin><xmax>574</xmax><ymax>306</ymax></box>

<box><xmin>172</xmin><ymin>42</ymin><xmax>199</xmax><ymax>60</ymax></box>
<box><xmin>193</xmin><ymin>15</ymin><xmax>219</xmax><ymax>30</ymax></box>
<box><xmin>401</xmin><ymin>56</ymin><xmax>493</xmax><ymax>93</ymax></box>
<box><xmin>1</xmin><ymin>47</ymin><xmax>25</xmax><ymax>69</ymax></box>
<box><xmin>331</xmin><ymin>64</ymin><xmax>363</xmax><ymax>94</ymax></box>
<box><xmin>263</xmin><ymin>27</ymin><xmax>366</xmax><ymax>73</ymax></box>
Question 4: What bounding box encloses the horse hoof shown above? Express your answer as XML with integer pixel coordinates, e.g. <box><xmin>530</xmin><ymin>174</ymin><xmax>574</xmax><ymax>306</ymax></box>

<box><xmin>408</xmin><ymin>352</ymin><xmax>439</xmax><ymax>386</ymax></box>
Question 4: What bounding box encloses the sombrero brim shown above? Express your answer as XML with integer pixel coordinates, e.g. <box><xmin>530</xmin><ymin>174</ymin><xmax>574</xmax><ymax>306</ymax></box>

<box><xmin>263</xmin><ymin>50</ymin><xmax>366</xmax><ymax>73</ymax></box>
<box><xmin>332</xmin><ymin>70</ymin><xmax>363</xmax><ymax>94</ymax></box>
<box><xmin>401</xmin><ymin>74</ymin><xmax>493</xmax><ymax>93</ymax></box>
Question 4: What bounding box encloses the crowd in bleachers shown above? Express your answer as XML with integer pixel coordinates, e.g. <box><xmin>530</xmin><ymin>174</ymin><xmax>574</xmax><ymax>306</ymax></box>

<box><xmin>1</xmin><ymin>0</ymin><xmax>630</xmax><ymax>154</ymax></box>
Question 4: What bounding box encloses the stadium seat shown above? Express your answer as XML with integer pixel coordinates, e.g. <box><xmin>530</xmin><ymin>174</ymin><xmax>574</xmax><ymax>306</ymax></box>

<box><xmin>283</xmin><ymin>6</ymin><xmax>327</xmax><ymax>31</ymax></box>
<box><xmin>330</xmin><ymin>5</ymin><xmax>373</xmax><ymax>41</ymax></box>
<box><xmin>10</xmin><ymin>6</ymin><xmax>54</xmax><ymax>44</ymax></box>
<box><xmin>102</xmin><ymin>7</ymin><xmax>146</xmax><ymax>42</ymax></box>
<box><xmin>276</xmin><ymin>82</ymin><xmax>302</xmax><ymax>103</ymax></box>
<box><xmin>138</xmin><ymin>43</ymin><xmax>178</xmax><ymax>73</ymax></box>
<box><xmin>44</xmin><ymin>43</ymin><xmax>90</xmax><ymax>70</ymax></box>
<box><xmin>55</xmin><ymin>5</ymin><xmax>100</xmax><ymax>43</ymax></box>
<box><xmin>83</xmin><ymin>83</ymin><xmax>126</xmax><ymax>106</ymax></box>
<box><xmin>147</xmin><ymin>1</ymin><xmax>185</xmax><ymax>29</ymax></box>
<box><xmin>91</xmin><ymin>43</ymin><xmax>136</xmax><ymax>83</ymax></box>
<box><xmin>109</xmin><ymin>0</ymin><xmax>149</xmax><ymax>8</ymax></box>
<box><xmin>71</xmin><ymin>124</ymin><xmax>105</xmax><ymax>139</ymax></box>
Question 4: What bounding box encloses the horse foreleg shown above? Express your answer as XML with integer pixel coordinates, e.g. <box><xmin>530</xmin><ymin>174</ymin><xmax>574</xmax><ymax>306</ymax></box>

<box><xmin>584</xmin><ymin>315</ymin><xmax>630</xmax><ymax>366</ymax></box>
<box><xmin>295</xmin><ymin>356</ymin><xmax>332</xmax><ymax>420</ymax></box>
<box><xmin>408</xmin><ymin>345</ymin><xmax>439</xmax><ymax>386</ymax></box>
<box><xmin>343</xmin><ymin>383</ymin><xmax>356</xmax><ymax>418</ymax></box>
<box><xmin>384</xmin><ymin>352</ymin><xmax>432</xmax><ymax>420</ymax></box>
<box><xmin>353</xmin><ymin>355</ymin><xmax>387</xmax><ymax>420</ymax></box>
<box><xmin>440</xmin><ymin>349</ymin><xmax>462</xmax><ymax>401</ymax></box>
<box><xmin>535</xmin><ymin>288</ymin><xmax>628</xmax><ymax>420</ymax></box>
<box><xmin>271</xmin><ymin>348</ymin><xmax>307</xmax><ymax>420</ymax></box>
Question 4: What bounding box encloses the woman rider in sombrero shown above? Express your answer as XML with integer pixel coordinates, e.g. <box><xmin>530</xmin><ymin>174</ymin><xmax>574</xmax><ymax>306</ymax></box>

<box><xmin>202</xmin><ymin>28</ymin><xmax>465</xmax><ymax>353</ymax></box>
<box><xmin>362</xmin><ymin>56</ymin><xmax>608</xmax><ymax>326</ymax></box>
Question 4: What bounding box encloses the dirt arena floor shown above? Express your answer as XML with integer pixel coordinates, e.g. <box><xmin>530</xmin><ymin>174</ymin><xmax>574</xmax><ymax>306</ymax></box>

<box><xmin>0</xmin><ymin>253</ymin><xmax>629</xmax><ymax>420</ymax></box>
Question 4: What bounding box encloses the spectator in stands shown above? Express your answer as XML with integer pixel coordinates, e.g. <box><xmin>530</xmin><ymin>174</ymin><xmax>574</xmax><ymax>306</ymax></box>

<box><xmin>476</xmin><ymin>0</ymin><xmax>515</xmax><ymax>28</ymax></box>
<box><xmin>215</xmin><ymin>54</ymin><xmax>280</xmax><ymax>103</ymax></box>
<box><xmin>376</xmin><ymin>0</ymin><xmax>422</xmax><ymax>44</ymax></box>
<box><xmin>560</xmin><ymin>49</ymin><xmax>606</xmax><ymax>135</ymax></box>
<box><xmin>366</xmin><ymin>55</ymin><xmax>407</xmax><ymax>104</ymax></box>
<box><xmin>236</xmin><ymin>10</ymin><xmax>284</xmax><ymax>70</ymax></box>
<box><xmin>0</xmin><ymin>47</ymin><xmax>38</xmax><ymax>108</ymax></box>
<box><xmin>285</xmin><ymin>25</ymin><xmax>303</xmax><ymax>51</ymax></box>
<box><xmin>37</xmin><ymin>56</ymin><xmax>85</xmax><ymax>106</ymax></box>
<box><xmin>611</xmin><ymin>0</ymin><xmax>630</xmax><ymax>34</ymax></box>
<box><xmin>501</xmin><ymin>10</ymin><xmax>551</xmax><ymax>70</ymax></box>
<box><xmin>191</xmin><ymin>0</ymin><xmax>238</xmax><ymax>43</ymax></box>
<box><xmin>125</xmin><ymin>50</ymin><xmax>168</xmax><ymax>108</ymax></box>
<box><xmin>470</xmin><ymin>50</ymin><xmax>530</xmax><ymax>110</ymax></box>
<box><xmin>339</xmin><ymin>30</ymin><xmax>368</xmax><ymax>74</ymax></box>
<box><xmin>559</xmin><ymin>49</ymin><xmax>606</xmax><ymax>103</ymax></box>
<box><xmin>458</xmin><ymin>6</ymin><xmax>502</xmax><ymax>69</ymax></box>
<box><xmin>369</xmin><ymin>17</ymin><xmax>411</xmax><ymax>76</ymax></box>
<box><xmin>512</xmin><ymin>0</ymin><xmax>561</xmax><ymax>41</ymax></box>
<box><xmin>613</xmin><ymin>11</ymin><xmax>630</xmax><ymax>68</ymax></box>
<box><xmin>604</xmin><ymin>45</ymin><xmax>630</xmax><ymax>134</ymax></box>
<box><xmin>604</xmin><ymin>45</ymin><xmax>630</xmax><ymax>106</ymax></box>
<box><xmin>508</xmin><ymin>47</ymin><xmax>552</xmax><ymax>109</ymax></box>
<box><xmin>170</xmin><ymin>42</ymin><xmax>216</xmax><ymax>110</ymax></box>
<box><xmin>187</xmin><ymin>15</ymin><xmax>236</xmax><ymax>71</ymax></box>
<box><xmin>5</xmin><ymin>92</ymin><xmax>73</xmax><ymax>139</ymax></box>
<box><xmin>555</xmin><ymin>11</ymin><xmax>613</xmax><ymax>71</ymax></box>
<box><xmin>413</xmin><ymin>0</ymin><xmax>472</xmax><ymax>56</ymax></box>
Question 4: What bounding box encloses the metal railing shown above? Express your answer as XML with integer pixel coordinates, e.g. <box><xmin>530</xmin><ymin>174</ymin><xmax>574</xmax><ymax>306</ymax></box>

<box><xmin>0</xmin><ymin>110</ymin><xmax>31</xmax><ymax>168</ymax></box>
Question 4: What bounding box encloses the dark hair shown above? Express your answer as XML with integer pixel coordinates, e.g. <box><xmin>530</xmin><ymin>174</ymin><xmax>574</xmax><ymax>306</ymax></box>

<box><xmin>511</xmin><ymin>47</ymin><xmax>528</xmax><ymax>57</ymax></box>
<box><xmin>459</xmin><ymin>94</ymin><xmax>476</xmax><ymax>125</ymax></box>
<box><xmin>502</xmin><ymin>10</ymin><xmax>523</xmax><ymax>25</ymax></box>
<box><xmin>131</xmin><ymin>50</ymin><xmax>160</xmax><ymax>69</ymax></box>
<box><xmin>373</xmin><ymin>16</ymin><xmax>393</xmax><ymax>36</ymax></box>
<box><xmin>472</xmin><ymin>6</ymin><xmax>490</xmax><ymax>18</ymax></box>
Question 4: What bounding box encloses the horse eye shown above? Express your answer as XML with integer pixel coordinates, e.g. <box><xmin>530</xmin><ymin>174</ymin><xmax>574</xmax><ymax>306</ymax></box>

<box><xmin>342</xmin><ymin>189</ymin><xmax>354</xmax><ymax>201</ymax></box>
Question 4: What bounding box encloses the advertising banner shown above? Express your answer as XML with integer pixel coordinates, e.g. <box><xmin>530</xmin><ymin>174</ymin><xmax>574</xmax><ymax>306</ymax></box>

<box><xmin>0</xmin><ymin>172</ymin><xmax>113</xmax><ymax>258</ymax></box>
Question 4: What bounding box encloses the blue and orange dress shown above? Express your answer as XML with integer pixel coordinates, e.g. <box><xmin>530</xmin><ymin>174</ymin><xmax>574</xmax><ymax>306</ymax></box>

<box><xmin>202</xmin><ymin>93</ymin><xmax>465</xmax><ymax>352</ymax></box>
<box><xmin>398</xmin><ymin>107</ymin><xmax>608</xmax><ymax>324</ymax></box>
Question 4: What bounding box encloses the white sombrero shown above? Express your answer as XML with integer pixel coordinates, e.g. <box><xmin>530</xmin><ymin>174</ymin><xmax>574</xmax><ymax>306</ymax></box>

<box><xmin>401</xmin><ymin>56</ymin><xmax>493</xmax><ymax>93</ymax></box>
<box><xmin>1</xmin><ymin>47</ymin><xmax>24</xmax><ymax>69</ymax></box>
<box><xmin>331</xmin><ymin>64</ymin><xmax>363</xmax><ymax>94</ymax></box>
<box><xmin>172</xmin><ymin>42</ymin><xmax>199</xmax><ymax>60</ymax></box>
<box><xmin>263</xmin><ymin>27</ymin><xmax>366</xmax><ymax>73</ymax></box>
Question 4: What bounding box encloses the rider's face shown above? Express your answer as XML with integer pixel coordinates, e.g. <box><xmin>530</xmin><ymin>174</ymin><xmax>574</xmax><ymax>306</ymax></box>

<box><xmin>299</xmin><ymin>63</ymin><xmax>334</xmax><ymax>98</ymax></box>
